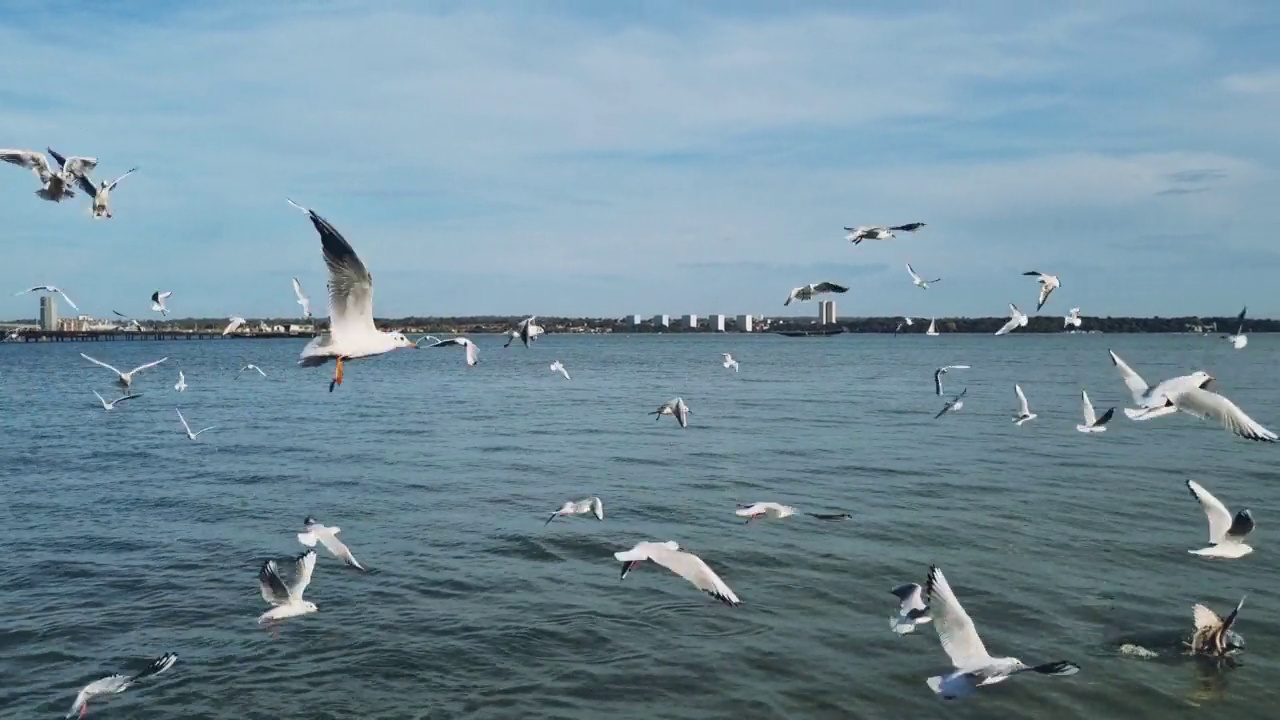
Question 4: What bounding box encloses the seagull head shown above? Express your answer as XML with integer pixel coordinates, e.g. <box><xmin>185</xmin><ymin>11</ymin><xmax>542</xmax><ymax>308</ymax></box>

<box><xmin>1191</xmin><ymin>370</ymin><xmax>1215</xmax><ymax>389</ymax></box>
<box><xmin>388</xmin><ymin>332</ymin><xmax>416</xmax><ymax>349</ymax></box>
<box><xmin>303</xmin><ymin>516</ymin><xmax>318</xmax><ymax>527</ymax></box>
<box><xmin>301</xmin><ymin>600</ymin><xmax>319</xmax><ymax>613</ymax></box>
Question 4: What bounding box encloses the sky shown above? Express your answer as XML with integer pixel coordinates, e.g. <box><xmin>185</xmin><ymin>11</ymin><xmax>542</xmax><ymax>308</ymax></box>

<box><xmin>1</xmin><ymin>0</ymin><xmax>1278</xmax><ymax>320</ymax></box>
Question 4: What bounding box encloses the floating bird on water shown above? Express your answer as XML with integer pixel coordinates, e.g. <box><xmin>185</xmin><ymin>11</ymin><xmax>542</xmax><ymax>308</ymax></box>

<box><xmin>1189</xmin><ymin>596</ymin><xmax>1246</xmax><ymax>657</ymax></box>
<box><xmin>428</xmin><ymin>337</ymin><xmax>479</xmax><ymax>367</ymax></box>
<box><xmin>651</xmin><ymin>397</ymin><xmax>691</xmax><ymax>428</ymax></box>
<box><xmin>1222</xmin><ymin>306</ymin><xmax>1247</xmax><ymax>349</ymax></box>
<box><xmin>1185</xmin><ymin>480</ymin><xmax>1254</xmax><ymax>559</ymax></box>
<box><xmin>237</xmin><ymin>363</ymin><xmax>267</xmax><ymax>379</ymax></box>
<box><xmin>1</xmin><ymin>147</ymin><xmax>91</xmax><ymax>202</ymax></box>
<box><xmin>80</xmin><ymin>353</ymin><xmax>167</xmax><ymax>395</ymax></box>
<box><xmin>64</xmin><ymin>652</ymin><xmax>177</xmax><ymax>719</ymax></box>
<box><xmin>906</xmin><ymin>262</ymin><xmax>941</xmax><ymax>289</ymax></box>
<box><xmin>1022</xmin><ymin>271</ymin><xmax>1061</xmax><ymax>311</ymax></box>
<box><xmin>549</xmin><ymin>359</ymin><xmax>570</xmax><ymax>379</ymax></box>
<box><xmin>890</xmin><ymin>582</ymin><xmax>932</xmax><ymax>635</ymax></box>
<box><xmin>174</xmin><ymin>371</ymin><xmax>186</xmax><ymax>393</ymax></box>
<box><xmin>1075</xmin><ymin>390</ymin><xmax>1113</xmax><ymax>433</ymax></box>
<box><xmin>287</xmin><ymin>199</ymin><xmax>417</xmax><ymax>392</ymax></box>
<box><xmin>1064</xmin><ymin>307</ymin><xmax>1082</xmax><ymax>329</ymax></box>
<box><xmin>175</xmin><ymin>408</ymin><xmax>215</xmax><ymax>440</ymax></box>
<box><xmin>504</xmin><ymin>316</ymin><xmax>543</xmax><ymax>348</ymax></box>
<box><xmin>14</xmin><ymin>284</ymin><xmax>80</xmax><ymax>311</ymax></box>
<box><xmin>995</xmin><ymin>304</ymin><xmax>1028</xmax><ymax>336</ymax></box>
<box><xmin>258</xmin><ymin>549</ymin><xmax>319</xmax><ymax>623</ymax></box>
<box><xmin>150</xmin><ymin>291</ymin><xmax>172</xmax><ymax>315</ymax></box>
<box><xmin>73</xmin><ymin>164</ymin><xmax>137</xmax><ymax>219</ymax></box>
<box><xmin>92</xmin><ymin>390</ymin><xmax>142</xmax><ymax>411</ymax></box>
<box><xmin>784</xmin><ymin>282</ymin><xmax>848</xmax><ymax>306</ymax></box>
<box><xmin>292</xmin><ymin>277</ymin><xmax>312</xmax><ymax>319</ymax></box>
<box><xmin>934</xmin><ymin>365</ymin><xmax>970</xmax><ymax>396</ymax></box>
<box><xmin>935</xmin><ymin>388</ymin><xmax>967</xmax><ymax>419</ymax></box>
<box><xmin>1012</xmin><ymin>384</ymin><xmax>1037</xmax><ymax>426</ymax></box>
<box><xmin>923</xmin><ymin>565</ymin><xmax>1080</xmax><ymax>699</ymax></box>
<box><xmin>614</xmin><ymin>541</ymin><xmax>740</xmax><ymax>606</ymax></box>
<box><xmin>721</xmin><ymin>353</ymin><xmax>739</xmax><ymax>372</ymax></box>
<box><xmin>223</xmin><ymin>316</ymin><xmax>246</xmax><ymax>336</ymax></box>
<box><xmin>298</xmin><ymin>517</ymin><xmax>366</xmax><ymax>570</ymax></box>
<box><xmin>545</xmin><ymin>496</ymin><xmax>603</xmax><ymax>525</ymax></box>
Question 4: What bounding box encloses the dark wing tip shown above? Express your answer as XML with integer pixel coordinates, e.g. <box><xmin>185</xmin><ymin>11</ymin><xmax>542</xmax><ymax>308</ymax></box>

<box><xmin>709</xmin><ymin>590</ymin><xmax>740</xmax><ymax>606</ymax></box>
<box><xmin>1022</xmin><ymin>271</ymin><xmax>1040</xmax><ymax>276</ymax></box>
<box><xmin>1095</xmin><ymin>407</ymin><xmax>1115</xmax><ymax>426</ymax></box>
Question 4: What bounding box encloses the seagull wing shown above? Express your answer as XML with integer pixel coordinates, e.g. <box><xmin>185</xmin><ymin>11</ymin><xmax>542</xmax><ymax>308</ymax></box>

<box><xmin>1107</xmin><ymin>350</ymin><xmax>1150</xmax><ymax>404</ymax></box>
<box><xmin>0</xmin><ymin>149</ymin><xmax>52</xmax><ymax>182</ymax></box>
<box><xmin>1081</xmin><ymin>390</ymin><xmax>1097</xmax><ymax>425</ymax></box>
<box><xmin>465</xmin><ymin>340</ymin><xmax>479</xmax><ymax>366</ymax></box>
<box><xmin>289</xmin><ymin>200</ymin><xmax>376</xmax><ymax>337</ymax></box>
<box><xmin>1186</xmin><ymin>480</ymin><xmax>1234</xmax><ymax>543</ymax></box>
<box><xmin>925</xmin><ymin>566</ymin><xmax>993</xmax><ymax>671</ymax></box>
<box><xmin>105</xmin><ymin>167</ymin><xmax>138</xmax><ymax>191</ymax></box>
<box><xmin>428</xmin><ymin>338</ymin><xmax>464</xmax><ymax>348</ymax></box>
<box><xmin>994</xmin><ymin>316</ymin><xmax>1020</xmax><ymax>336</ymax></box>
<box><xmin>1171</xmin><ymin>387</ymin><xmax>1278</xmax><ymax>442</ymax></box>
<box><xmin>814</xmin><ymin>282</ymin><xmax>849</xmax><ymax>294</ymax></box>
<box><xmin>66</xmin><ymin>674</ymin><xmax>131</xmax><ymax>717</ymax></box>
<box><xmin>80</xmin><ymin>353</ymin><xmax>124</xmax><ymax>377</ymax></box>
<box><xmin>1193</xmin><ymin>604</ymin><xmax>1222</xmax><ymax>632</ymax></box>
<box><xmin>891</xmin><ymin>582</ymin><xmax>927</xmax><ymax>612</ymax></box>
<box><xmin>316</xmin><ymin>530</ymin><xmax>363</xmax><ymax>569</ymax></box>
<box><xmin>128</xmin><ymin>653</ymin><xmax>178</xmax><ymax>684</ymax></box>
<box><xmin>258</xmin><ymin>559</ymin><xmax>292</xmax><ymax>605</ymax></box>
<box><xmin>288</xmin><ymin>549</ymin><xmax>317</xmax><ymax>600</ymax></box>
<box><xmin>1037</xmin><ymin>284</ymin><xmax>1054</xmax><ymax>311</ymax></box>
<box><xmin>906</xmin><ymin>263</ymin><xmax>922</xmax><ymax>283</ymax></box>
<box><xmin>589</xmin><ymin>496</ymin><xmax>603</xmax><ymax>520</ymax></box>
<box><xmin>125</xmin><ymin>357</ymin><xmax>168</xmax><ymax>376</ymax></box>
<box><xmin>1236</xmin><ymin>306</ymin><xmax>1247</xmax><ymax>336</ymax></box>
<box><xmin>1014</xmin><ymin>384</ymin><xmax>1031</xmax><ymax>416</ymax></box>
<box><xmin>934</xmin><ymin>369</ymin><xmax>944</xmax><ymax>396</ymax></box>
<box><xmin>53</xmin><ymin>289</ymin><xmax>81</xmax><ymax>311</ymax></box>
<box><xmin>783</xmin><ymin>287</ymin><xmax>798</xmax><ymax>306</ymax></box>
<box><xmin>175</xmin><ymin>409</ymin><xmax>193</xmax><ymax>435</ymax></box>
<box><xmin>646</xmin><ymin>546</ymin><xmax>741</xmax><ymax>605</ymax></box>
<box><xmin>59</xmin><ymin>154</ymin><xmax>99</xmax><ymax>178</ymax></box>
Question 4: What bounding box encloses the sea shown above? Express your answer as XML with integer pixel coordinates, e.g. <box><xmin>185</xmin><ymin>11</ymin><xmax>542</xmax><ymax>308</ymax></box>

<box><xmin>2</xmin><ymin>331</ymin><xmax>1279</xmax><ymax>719</ymax></box>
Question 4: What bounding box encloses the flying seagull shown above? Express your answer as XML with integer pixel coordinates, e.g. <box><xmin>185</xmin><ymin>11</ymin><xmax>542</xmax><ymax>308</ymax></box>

<box><xmin>935</xmin><ymin>388</ymin><xmax>967</xmax><ymax>419</ymax></box>
<box><xmin>112</xmin><ymin>310</ymin><xmax>141</xmax><ymax>330</ymax></box>
<box><xmin>14</xmin><ymin>285</ymin><xmax>80</xmax><ymax>312</ymax></box>
<box><xmin>413</xmin><ymin>335</ymin><xmax>441</xmax><ymax>348</ymax></box>
<box><xmin>237</xmin><ymin>363</ymin><xmax>267</xmax><ymax>378</ymax></box>
<box><xmin>934</xmin><ymin>365</ymin><xmax>970</xmax><ymax>396</ymax></box>
<box><xmin>1064</xmin><ymin>307</ymin><xmax>1082</xmax><ymax>329</ymax></box>
<box><xmin>150</xmin><ymin>291</ymin><xmax>172</xmax><ymax>315</ymax></box>
<box><xmin>994</xmin><ymin>304</ymin><xmax>1028</xmax><ymax>336</ymax></box>
<box><xmin>1108</xmin><ymin>350</ymin><xmax>1276</xmax><ymax>441</ymax></box>
<box><xmin>845</xmin><ymin>223</ymin><xmax>924</xmax><ymax>244</ymax></box>
<box><xmin>894</xmin><ymin>317</ymin><xmax>914</xmax><ymax>336</ymax></box>
<box><xmin>175</xmin><ymin>408</ymin><xmax>215</xmax><ymax>440</ymax></box>
<box><xmin>721</xmin><ymin>353</ymin><xmax>739</xmax><ymax>372</ymax></box>
<box><xmin>734</xmin><ymin>502</ymin><xmax>851</xmax><ymax>522</ymax></box>
<box><xmin>614</xmin><ymin>541</ymin><xmax>740</xmax><ymax>606</ymax></box>
<box><xmin>74</xmin><ymin>164</ymin><xmax>138</xmax><ymax>219</ymax></box>
<box><xmin>1222</xmin><ymin>306</ymin><xmax>1247</xmax><ymax>349</ymax></box>
<box><xmin>890</xmin><ymin>582</ymin><xmax>932</xmax><ymax>635</ymax></box>
<box><xmin>784</xmin><ymin>282</ymin><xmax>848</xmax><ymax>306</ymax></box>
<box><xmin>1</xmin><ymin>148</ymin><xmax>89</xmax><ymax>201</ymax></box>
<box><xmin>545</xmin><ymin>496</ymin><xmax>603</xmax><ymax>525</ymax></box>
<box><xmin>428</xmin><ymin>337</ymin><xmax>479</xmax><ymax>367</ymax></box>
<box><xmin>288</xmin><ymin>199</ymin><xmax>417</xmax><ymax>391</ymax></box>
<box><xmin>504</xmin><ymin>316</ymin><xmax>543</xmax><ymax>348</ymax></box>
<box><xmin>1022</xmin><ymin>271</ymin><xmax>1061</xmax><ymax>311</ymax></box>
<box><xmin>651</xmin><ymin>397</ymin><xmax>691</xmax><ymax>428</ymax></box>
<box><xmin>923</xmin><ymin>565</ymin><xmax>1080</xmax><ymax>699</ymax></box>
<box><xmin>80</xmin><ymin>353</ymin><xmax>167</xmax><ymax>395</ymax></box>
<box><xmin>290</xmin><ymin>277</ymin><xmax>312</xmax><ymax>319</ymax></box>
<box><xmin>906</xmin><ymin>262</ymin><xmax>941</xmax><ymax>289</ymax></box>
<box><xmin>1185</xmin><ymin>480</ymin><xmax>1254</xmax><ymax>559</ymax></box>
<box><xmin>92</xmin><ymin>390</ymin><xmax>142</xmax><ymax>411</ymax></box>
<box><xmin>1075</xmin><ymin>390</ymin><xmax>1114</xmax><ymax>433</ymax></box>
<box><xmin>64</xmin><ymin>652</ymin><xmax>177</xmax><ymax>719</ymax></box>
<box><xmin>222</xmin><ymin>316</ymin><xmax>246</xmax><ymax>336</ymax></box>
<box><xmin>1012</xmin><ymin>384</ymin><xmax>1037</xmax><ymax>425</ymax></box>
<box><xmin>549</xmin><ymin>359</ymin><xmax>570</xmax><ymax>379</ymax></box>
<box><xmin>298</xmin><ymin>516</ymin><xmax>366</xmax><ymax>570</ymax></box>
<box><xmin>1189</xmin><ymin>596</ymin><xmax>1246</xmax><ymax>657</ymax></box>
<box><xmin>258</xmin><ymin>549</ymin><xmax>319</xmax><ymax>623</ymax></box>
<box><xmin>174</xmin><ymin>371</ymin><xmax>186</xmax><ymax>393</ymax></box>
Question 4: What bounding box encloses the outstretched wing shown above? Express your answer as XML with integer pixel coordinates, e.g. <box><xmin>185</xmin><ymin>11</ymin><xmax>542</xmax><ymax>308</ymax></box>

<box><xmin>258</xmin><ymin>559</ymin><xmax>291</xmax><ymax>605</ymax></box>
<box><xmin>80</xmin><ymin>353</ymin><xmax>124</xmax><ymax>376</ymax></box>
<box><xmin>925</xmin><ymin>565</ymin><xmax>992</xmax><ymax>671</ymax></box>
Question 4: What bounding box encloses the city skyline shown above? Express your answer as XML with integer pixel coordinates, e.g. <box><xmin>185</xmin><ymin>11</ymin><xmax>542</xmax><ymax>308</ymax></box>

<box><xmin>2</xmin><ymin>3</ymin><xmax>1278</xmax><ymax>319</ymax></box>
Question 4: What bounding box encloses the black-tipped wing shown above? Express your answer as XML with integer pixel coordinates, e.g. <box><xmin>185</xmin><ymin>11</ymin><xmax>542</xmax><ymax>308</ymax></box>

<box><xmin>1092</xmin><ymin>407</ymin><xmax>1116</xmax><ymax>427</ymax></box>
<box><xmin>291</xmin><ymin>202</ymin><xmax>376</xmax><ymax>334</ymax></box>
<box><xmin>46</xmin><ymin>147</ymin><xmax>68</xmax><ymax>170</ymax></box>
<box><xmin>428</xmin><ymin>338</ymin><xmax>465</xmax><ymax>348</ymax></box>
<box><xmin>889</xmin><ymin>222</ymin><xmax>926</xmax><ymax>232</ymax></box>
<box><xmin>934</xmin><ymin>368</ymin><xmax>944</xmax><ymax>396</ymax></box>
<box><xmin>1228</xmin><ymin>509</ymin><xmax>1254</xmax><ymax>538</ymax></box>
<box><xmin>813</xmin><ymin>282</ymin><xmax>849</xmax><ymax>294</ymax></box>
<box><xmin>130</xmin><ymin>653</ymin><xmax>178</xmax><ymax>683</ymax></box>
<box><xmin>258</xmin><ymin>559</ymin><xmax>291</xmax><ymax>604</ymax></box>
<box><xmin>75</xmin><ymin>172</ymin><xmax>98</xmax><ymax>197</ymax></box>
<box><xmin>1022</xmin><ymin>271</ymin><xmax>1043</xmax><ymax>277</ymax></box>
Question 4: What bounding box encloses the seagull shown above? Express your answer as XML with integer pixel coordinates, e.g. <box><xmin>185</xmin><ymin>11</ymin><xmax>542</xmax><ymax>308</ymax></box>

<box><xmin>79</xmin><ymin>353</ymin><xmax>167</xmax><ymax>395</ymax></box>
<box><xmin>1222</xmin><ymin>306</ymin><xmax>1247</xmax><ymax>349</ymax></box>
<box><xmin>935</xmin><ymin>388</ymin><xmax>967</xmax><ymax>419</ymax></box>
<box><xmin>428</xmin><ymin>337</ymin><xmax>479</xmax><ymax>367</ymax></box>
<box><xmin>735</xmin><ymin>502</ymin><xmax>849</xmax><ymax>522</ymax></box>
<box><xmin>1186</xmin><ymin>480</ymin><xmax>1254</xmax><ymax>559</ymax></box>
<box><xmin>721</xmin><ymin>353</ymin><xmax>739</xmax><ymax>372</ymax></box>
<box><xmin>222</xmin><ymin>316</ymin><xmax>246</xmax><ymax>336</ymax></box>
<box><xmin>1075</xmin><ymin>390</ymin><xmax>1114</xmax><ymax>433</ymax></box>
<box><xmin>174</xmin><ymin>371</ymin><xmax>186</xmax><ymax>393</ymax></box>
<box><xmin>150</xmin><ymin>291</ymin><xmax>172</xmax><ymax>315</ymax></box>
<box><xmin>73</xmin><ymin>165</ymin><xmax>138</xmax><ymax>219</ymax></box>
<box><xmin>892</xmin><ymin>222</ymin><xmax>927</xmax><ymax>233</ymax></box>
<box><xmin>1189</xmin><ymin>596</ymin><xmax>1246</xmax><ymax>657</ymax></box>
<box><xmin>175</xmin><ymin>408</ymin><xmax>215</xmax><ymax>440</ymax></box>
<box><xmin>934</xmin><ymin>365</ymin><xmax>970</xmax><ymax>396</ymax></box>
<box><xmin>844</xmin><ymin>225</ymin><xmax>894</xmax><ymax>244</ymax></box>
<box><xmin>292</xmin><ymin>277</ymin><xmax>312</xmax><ymax>319</ymax></box>
<box><xmin>92</xmin><ymin>390</ymin><xmax>142</xmax><ymax>411</ymax></box>
<box><xmin>504</xmin><ymin>316</ymin><xmax>543</xmax><ymax>348</ymax></box>
<box><xmin>923</xmin><ymin>565</ymin><xmax>1080</xmax><ymax>699</ymax></box>
<box><xmin>288</xmin><ymin>199</ymin><xmax>417</xmax><ymax>391</ymax></box>
<box><xmin>1022</xmin><ymin>271</ymin><xmax>1061</xmax><ymax>311</ymax></box>
<box><xmin>614</xmin><ymin>541</ymin><xmax>740</xmax><ymax>606</ymax></box>
<box><xmin>14</xmin><ymin>285</ymin><xmax>80</xmax><ymax>312</ymax></box>
<box><xmin>784</xmin><ymin>282</ymin><xmax>849</xmax><ymax>306</ymax></box>
<box><xmin>1012</xmin><ymin>384</ymin><xmax>1036</xmax><ymax>425</ymax></box>
<box><xmin>298</xmin><ymin>516</ymin><xmax>366</xmax><ymax>570</ymax></box>
<box><xmin>112</xmin><ymin>310</ymin><xmax>142</xmax><ymax>330</ymax></box>
<box><xmin>258</xmin><ymin>549</ymin><xmax>319</xmax><ymax>623</ymax></box>
<box><xmin>549</xmin><ymin>359</ymin><xmax>570</xmax><ymax>379</ymax></box>
<box><xmin>994</xmin><ymin>304</ymin><xmax>1028</xmax><ymax>336</ymax></box>
<box><xmin>906</xmin><ymin>262</ymin><xmax>941</xmax><ymax>289</ymax></box>
<box><xmin>1</xmin><ymin>148</ymin><xmax>90</xmax><ymax>201</ymax></box>
<box><xmin>651</xmin><ymin>397</ymin><xmax>691</xmax><ymax>428</ymax></box>
<box><xmin>545</xmin><ymin>496</ymin><xmax>603</xmax><ymax>525</ymax></box>
<box><xmin>890</xmin><ymin>582</ymin><xmax>932</xmax><ymax>635</ymax></box>
<box><xmin>413</xmin><ymin>335</ymin><xmax>442</xmax><ymax>347</ymax></box>
<box><xmin>894</xmin><ymin>317</ymin><xmax>914</xmax><ymax>336</ymax></box>
<box><xmin>1064</xmin><ymin>308</ymin><xmax>1082</xmax><ymax>329</ymax></box>
<box><xmin>1108</xmin><ymin>350</ymin><xmax>1276</xmax><ymax>440</ymax></box>
<box><xmin>64</xmin><ymin>652</ymin><xmax>177</xmax><ymax>719</ymax></box>
<box><xmin>237</xmin><ymin>363</ymin><xmax>267</xmax><ymax>378</ymax></box>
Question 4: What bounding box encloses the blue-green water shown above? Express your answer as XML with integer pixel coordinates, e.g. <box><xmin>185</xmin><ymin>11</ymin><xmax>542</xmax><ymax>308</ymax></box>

<box><xmin>2</xmin><ymin>332</ymin><xmax>1278</xmax><ymax>719</ymax></box>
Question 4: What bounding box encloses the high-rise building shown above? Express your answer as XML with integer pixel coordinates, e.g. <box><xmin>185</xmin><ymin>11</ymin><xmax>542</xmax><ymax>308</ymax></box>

<box><xmin>708</xmin><ymin>314</ymin><xmax>726</xmax><ymax>332</ymax></box>
<box><xmin>736</xmin><ymin>314</ymin><xmax>753</xmax><ymax>333</ymax></box>
<box><xmin>629</xmin><ymin>315</ymin><xmax>643</xmax><ymax>328</ymax></box>
<box><xmin>817</xmin><ymin>300</ymin><xmax>837</xmax><ymax>325</ymax></box>
<box><xmin>39</xmin><ymin>296</ymin><xmax>58</xmax><ymax>331</ymax></box>
<box><xmin>653</xmin><ymin>314</ymin><xmax>670</xmax><ymax>329</ymax></box>
<box><xmin>682</xmin><ymin>314</ymin><xmax>698</xmax><ymax>329</ymax></box>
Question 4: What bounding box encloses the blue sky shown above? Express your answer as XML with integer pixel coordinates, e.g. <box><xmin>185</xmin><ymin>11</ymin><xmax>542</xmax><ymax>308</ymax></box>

<box><xmin>2</xmin><ymin>1</ymin><xmax>1278</xmax><ymax>320</ymax></box>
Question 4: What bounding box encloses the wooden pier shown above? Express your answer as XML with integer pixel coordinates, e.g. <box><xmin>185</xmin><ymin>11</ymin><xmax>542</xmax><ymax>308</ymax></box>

<box><xmin>11</xmin><ymin>331</ymin><xmax>308</xmax><ymax>343</ymax></box>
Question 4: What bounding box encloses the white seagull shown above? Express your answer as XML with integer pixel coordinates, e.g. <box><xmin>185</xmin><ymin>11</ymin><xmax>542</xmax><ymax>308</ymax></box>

<box><xmin>428</xmin><ymin>337</ymin><xmax>479</xmax><ymax>367</ymax></box>
<box><xmin>1222</xmin><ymin>306</ymin><xmax>1247</xmax><ymax>349</ymax></box>
<box><xmin>1</xmin><ymin>147</ymin><xmax>91</xmax><ymax>201</ymax></box>
<box><xmin>935</xmin><ymin>388</ymin><xmax>966</xmax><ymax>419</ymax></box>
<box><xmin>258</xmin><ymin>549</ymin><xmax>319</xmax><ymax>623</ymax></box>
<box><xmin>292</xmin><ymin>277</ymin><xmax>312</xmax><ymax>319</ymax></box>
<box><xmin>735</xmin><ymin>502</ymin><xmax>850</xmax><ymax>522</ymax></box>
<box><xmin>74</xmin><ymin>165</ymin><xmax>138</xmax><ymax>219</ymax></box>
<box><xmin>1108</xmin><ymin>350</ymin><xmax>1276</xmax><ymax>441</ymax></box>
<box><xmin>298</xmin><ymin>516</ymin><xmax>366</xmax><ymax>570</ymax></box>
<box><xmin>174</xmin><ymin>371</ymin><xmax>186</xmax><ymax>393</ymax></box>
<box><xmin>651</xmin><ymin>397</ymin><xmax>691</xmax><ymax>428</ymax></box>
<box><xmin>614</xmin><ymin>541</ymin><xmax>741</xmax><ymax>606</ymax></box>
<box><xmin>237</xmin><ymin>363</ymin><xmax>267</xmax><ymax>379</ymax></box>
<box><xmin>64</xmin><ymin>652</ymin><xmax>177</xmax><ymax>719</ymax></box>
<box><xmin>995</xmin><ymin>304</ymin><xmax>1028</xmax><ymax>336</ymax></box>
<box><xmin>1012</xmin><ymin>384</ymin><xmax>1036</xmax><ymax>425</ymax></box>
<box><xmin>894</xmin><ymin>317</ymin><xmax>914</xmax><ymax>336</ymax></box>
<box><xmin>906</xmin><ymin>262</ymin><xmax>941</xmax><ymax>289</ymax></box>
<box><xmin>845</xmin><ymin>222</ymin><xmax>924</xmax><ymax>245</ymax></box>
<box><xmin>890</xmin><ymin>582</ymin><xmax>932</xmax><ymax>635</ymax></box>
<box><xmin>1022</xmin><ymin>271</ymin><xmax>1061</xmax><ymax>311</ymax></box>
<box><xmin>14</xmin><ymin>285</ymin><xmax>80</xmax><ymax>312</ymax></box>
<box><xmin>150</xmin><ymin>291</ymin><xmax>172</xmax><ymax>315</ymax></box>
<box><xmin>721</xmin><ymin>353</ymin><xmax>739</xmax><ymax>372</ymax></box>
<box><xmin>175</xmin><ymin>408</ymin><xmax>215</xmax><ymax>440</ymax></box>
<box><xmin>1064</xmin><ymin>308</ymin><xmax>1082</xmax><ymax>329</ymax></box>
<box><xmin>80</xmin><ymin>353</ymin><xmax>167</xmax><ymax>395</ymax></box>
<box><xmin>1190</xmin><ymin>597</ymin><xmax>1246</xmax><ymax>657</ymax></box>
<box><xmin>413</xmin><ymin>335</ymin><xmax>442</xmax><ymax>348</ymax></box>
<box><xmin>222</xmin><ymin>316</ymin><xmax>246</xmax><ymax>336</ymax></box>
<box><xmin>1185</xmin><ymin>480</ymin><xmax>1254</xmax><ymax>559</ymax></box>
<box><xmin>92</xmin><ymin>390</ymin><xmax>142</xmax><ymax>411</ymax></box>
<box><xmin>1076</xmin><ymin>390</ymin><xmax>1114</xmax><ymax>433</ymax></box>
<box><xmin>934</xmin><ymin>365</ymin><xmax>970</xmax><ymax>396</ymax></box>
<box><xmin>923</xmin><ymin>565</ymin><xmax>1080</xmax><ymax>699</ymax></box>
<box><xmin>784</xmin><ymin>281</ymin><xmax>849</xmax><ymax>306</ymax></box>
<box><xmin>545</xmin><ymin>496</ymin><xmax>603</xmax><ymax>525</ymax></box>
<box><xmin>112</xmin><ymin>310</ymin><xmax>142</xmax><ymax>330</ymax></box>
<box><xmin>288</xmin><ymin>199</ymin><xmax>417</xmax><ymax>391</ymax></box>
<box><xmin>549</xmin><ymin>359</ymin><xmax>570</xmax><ymax>379</ymax></box>
<box><xmin>504</xmin><ymin>316</ymin><xmax>543</xmax><ymax>348</ymax></box>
